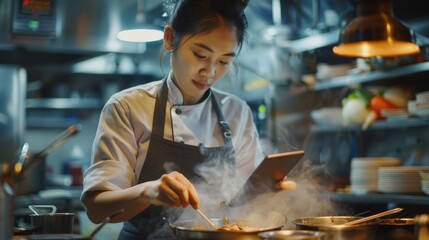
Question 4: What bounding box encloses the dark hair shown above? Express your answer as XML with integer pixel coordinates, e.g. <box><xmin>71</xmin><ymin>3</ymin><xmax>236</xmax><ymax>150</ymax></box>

<box><xmin>166</xmin><ymin>0</ymin><xmax>248</xmax><ymax>53</ymax></box>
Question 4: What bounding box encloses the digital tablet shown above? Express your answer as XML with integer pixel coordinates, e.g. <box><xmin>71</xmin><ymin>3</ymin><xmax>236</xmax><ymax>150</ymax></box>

<box><xmin>246</xmin><ymin>150</ymin><xmax>305</xmax><ymax>186</ymax></box>
<box><xmin>229</xmin><ymin>150</ymin><xmax>305</xmax><ymax>205</ymax></box>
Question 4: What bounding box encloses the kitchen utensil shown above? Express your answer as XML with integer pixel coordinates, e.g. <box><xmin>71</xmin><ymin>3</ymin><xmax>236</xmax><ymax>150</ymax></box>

<box><xmin>23</xmin><ymin>124</ymin><xmax>80</xmax><ymax>174</ymax></box>
<box><xmin>342</xmin><ymin>208</ymin><xmax>403</xmax><ymax>226</ymax></box>
<box><xmin>29</xmin><ymin>205</ymin><xmax>74</xmax><ymax>234</ymax></box>
<box><xmin>376</xmin><ymin>218</ymin><xmax>415</xmax><ymax>240</ymax></box>
<box><xmin>29</xmin><ymin>205</ymin><xmax>57</xmax><ymax>216</ymax></box>
<box><xmin>24</xmin><ymin>209</ymin><xmax>124</xmax><ymax>240</ymax></box>
<box><xmin>195</xmin><ymin>209</ymin><xmax>218</xmax><ymax>230</ymax></box>
<box><xmin>258</xmin><ymin>230</ymin><xmax>326</xmax><ymax>240</ymax></box>
<box><xmin>170</xmin><ymin>217</ymin><xmax>284</xmax><ymax>240</ymax></box>
<box><xmin>293</xmin><ymin>216</ymin><xmax>377</xmax><ymax>240</ymax></box>
<box><xmin>88</xmin><ymin>209</ymin><xmax>124</xmax><ymax>239</ymax></box>
<box><xmin>16</xmin><ymin>124</ymin><xmax>80</xmax><ymax>195</ymax></box>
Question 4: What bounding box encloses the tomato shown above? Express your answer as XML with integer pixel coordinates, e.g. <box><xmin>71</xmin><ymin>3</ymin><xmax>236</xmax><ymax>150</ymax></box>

<box><xmin>370</xmin><ymin>96</ymin><xmax>397</xmax><ymax>119</ymax></box>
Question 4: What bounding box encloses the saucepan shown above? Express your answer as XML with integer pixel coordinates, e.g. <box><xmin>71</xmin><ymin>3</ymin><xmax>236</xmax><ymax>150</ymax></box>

<box><xmin>292</xmin><ymin>216</ymin><xmax>378</xmax><ymax>240</ymax></box>
<box><xmin>22</xmin><ymin>209</ymin><xmax>124</xmax><ymax>240</ymax></box>
<box><xmin>376</xmin><ymin>218</ymin><xmax>416</xmax><ymax>240</ymax></box>
<box><xmin>29</xmin><ymin>205</ymin><xmax>75</xmax><ymax>234</ymax></box>
<box><xmin>292</xmin><ymin>208</ymin><xmax>404</xmax><ymax>240</ymax></box>
<box><xmin>166</xmin><ymin>217</ymin><xmax>286</xmax><ymax>240</ymax></box>
<box><xmin>13</xmin><ymin>205</ymin><xmax>74</xmax><ymax>236</ymax></box>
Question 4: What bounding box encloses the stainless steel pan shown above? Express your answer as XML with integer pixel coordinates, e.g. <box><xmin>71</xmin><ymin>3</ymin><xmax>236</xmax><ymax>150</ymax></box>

<box><xmin>169</xmin><ymin>218</ymin><xmax>284</xmax><ymax>240</ymax></box>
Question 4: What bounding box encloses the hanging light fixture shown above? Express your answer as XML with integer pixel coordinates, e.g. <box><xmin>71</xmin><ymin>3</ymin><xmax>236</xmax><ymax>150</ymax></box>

<box><xmin>117</xmin><ymin>0</ymin><xmax>164</xmax><ymax>43</ymax></box>
<box><xmin>333</xmin><ymin>0</ymin><xmax>420</xmax><ymax>58</ymax></box>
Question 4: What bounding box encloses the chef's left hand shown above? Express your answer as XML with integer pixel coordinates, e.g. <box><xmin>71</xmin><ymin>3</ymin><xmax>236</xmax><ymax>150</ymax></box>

<box><xmin>274</xmin><ymin>177</ymin><xmax>297</xmax><ymax>190</ymax></box>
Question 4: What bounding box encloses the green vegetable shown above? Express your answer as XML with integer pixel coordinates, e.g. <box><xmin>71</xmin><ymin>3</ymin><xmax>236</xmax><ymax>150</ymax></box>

<box><xmin>342</xmin><ymin>87</ymin><xmax>374</xmax><ymax>107</ymax></box>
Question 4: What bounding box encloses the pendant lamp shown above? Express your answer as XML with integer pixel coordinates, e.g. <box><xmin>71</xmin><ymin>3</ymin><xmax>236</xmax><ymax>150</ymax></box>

<box><xmin>333</xmin><ymin>0</ymin><xmax>420</xmax><ymax>58</ymax></box>
<box><xmin>117</xmin><ymin>0</ymin><xmax>164</xmax><ymax>43</ymax></box>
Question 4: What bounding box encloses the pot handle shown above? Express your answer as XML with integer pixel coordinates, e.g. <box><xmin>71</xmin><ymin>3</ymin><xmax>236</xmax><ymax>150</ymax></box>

<box><xmin>28</xmin><ymin>205</ymin><xmax>57</xmax><ymax>215</ymax></box>
<box><xmin>162</xmin><ymin>217</ymin><xmax>176</xmax><ymax>236</ymax></box>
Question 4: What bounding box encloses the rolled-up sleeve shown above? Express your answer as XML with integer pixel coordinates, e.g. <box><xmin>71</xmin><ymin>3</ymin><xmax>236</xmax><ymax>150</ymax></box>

<box><xmin>82</xmin><ymin>97</ymin><xmax>140</xmax><ymax>195</ymax></box>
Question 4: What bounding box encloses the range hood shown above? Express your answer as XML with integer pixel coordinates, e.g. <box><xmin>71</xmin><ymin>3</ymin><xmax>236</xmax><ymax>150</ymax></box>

<box><xmin>0</xmin><ymin>0</ymin><xmax>165</xmax><ymax>66</ymax></box>
<box><xmin>1</xmin><ymin>0</ymin><xmax>429</xmax><ymax>72</ymax></box>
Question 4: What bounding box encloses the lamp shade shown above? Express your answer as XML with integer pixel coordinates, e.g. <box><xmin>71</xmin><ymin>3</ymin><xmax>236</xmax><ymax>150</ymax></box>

<box><xmin>116</xmin><ymin>0</ymin><xmax>164</xmax><ymax>43</ymax></box>
<box><xmin>117</xmin><ymin>28</ymin><xmax>164</xmax><ymax>43</ymax></box>
<box><xmin>333</xmin><ymin>0</ymin><xmax>420</xmax><ymax>58</ymax></box>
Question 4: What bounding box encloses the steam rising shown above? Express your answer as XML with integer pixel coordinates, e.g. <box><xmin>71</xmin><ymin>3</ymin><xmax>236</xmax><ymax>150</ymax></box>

<box><xmin>162</xmin><ymin>152</ymin><xmax>348</xmax><ymax>231</ymax></box>
<box><xmin>150</xmin><ymin>128</ymin><xmax>351</xmax><ymax>239</ymax></box>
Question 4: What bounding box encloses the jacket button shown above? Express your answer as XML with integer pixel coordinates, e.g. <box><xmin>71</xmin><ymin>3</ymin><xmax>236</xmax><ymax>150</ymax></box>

<box><xmin>175</xmin><ymin>108</ymin><xmax>182</xmax><ymax>114</ymax></box>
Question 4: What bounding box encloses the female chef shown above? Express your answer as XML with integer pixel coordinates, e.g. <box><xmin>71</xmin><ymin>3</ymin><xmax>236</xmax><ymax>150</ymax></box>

<box><xmin>81</xmin><ymin>0</ymin><xmax>294</xmax><ymax>239</ymax></box>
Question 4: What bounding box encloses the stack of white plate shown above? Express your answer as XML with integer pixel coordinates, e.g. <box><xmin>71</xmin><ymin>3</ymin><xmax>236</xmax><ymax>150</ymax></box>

<box><xmin>378</xmin><ymin>166</ymin><xmax>429</xmax><ymax>194</ymax></box>
<box><xmin>350</xmin><ymin>157</ymin><xmax>401</xmax><ymax>195</ymax></box>
<box><xmin>408</xmin><ymin>91</ymin><xmax>429</xmax><ymax>117</ymax></box>
<box><xmin>422</xmin><ymin>180</ymin><xmax>429</xmax><ymax>195</ymax></box>
<box><xmin>420</xmin><ymin>171</ymin><xmax>429</xmax><ymax>195</ymax></box>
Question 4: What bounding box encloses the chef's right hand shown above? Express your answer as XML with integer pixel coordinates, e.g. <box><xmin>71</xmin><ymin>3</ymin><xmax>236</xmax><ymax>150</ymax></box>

<box><xmin>142</xmin><ymin>171</ymin><xmax>200</xmax><ymax>209</ymax></box>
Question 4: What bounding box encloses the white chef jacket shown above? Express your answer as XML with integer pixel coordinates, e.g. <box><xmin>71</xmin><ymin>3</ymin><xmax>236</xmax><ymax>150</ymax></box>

<box><xmin>82</xmin><ymin>73</ymin><xmax>265</xmax><ymax>195</ymax></box>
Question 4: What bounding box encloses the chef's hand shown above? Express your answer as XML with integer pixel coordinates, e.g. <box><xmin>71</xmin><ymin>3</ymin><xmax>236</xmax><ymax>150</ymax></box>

<box><xmin>274</xmin><ymin>176</ymin><xmax>297</xmax><ymax>190</ymax></box>
<box><xmin>143</xmin><ymin>171</ymin><xmax>200</xmax><ymax>209</ymax></box>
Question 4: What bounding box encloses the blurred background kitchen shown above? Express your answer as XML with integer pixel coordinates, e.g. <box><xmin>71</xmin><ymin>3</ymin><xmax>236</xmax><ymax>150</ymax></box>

<box><xmin>1</xmin><ymin>0</ymin><xmax>429</xmax><ymax>239</ymax></box>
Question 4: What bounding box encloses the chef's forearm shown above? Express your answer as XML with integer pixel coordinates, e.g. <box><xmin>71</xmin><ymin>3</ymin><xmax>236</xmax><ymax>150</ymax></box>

<box><xmin>81</xmin><ymin>184</ymin><xmax>151</xmax><ymax>224</ymax></box>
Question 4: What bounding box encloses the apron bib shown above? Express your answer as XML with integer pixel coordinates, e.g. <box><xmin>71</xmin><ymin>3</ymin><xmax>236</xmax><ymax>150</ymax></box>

<box><xmin>118</xmin><ymin>80</ymin><xmax>236</xmax><ymax>240</ymax></box>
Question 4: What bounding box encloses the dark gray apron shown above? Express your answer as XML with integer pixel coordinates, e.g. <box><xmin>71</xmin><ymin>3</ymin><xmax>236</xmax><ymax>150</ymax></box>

<box><xmin>118</xmin><ymin>80</ymin><xmax>236</xmax><ymax>240</ymax></box>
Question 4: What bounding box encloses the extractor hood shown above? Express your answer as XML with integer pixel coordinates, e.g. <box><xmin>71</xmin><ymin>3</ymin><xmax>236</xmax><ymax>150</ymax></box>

<box><xmin>1</xmin><ymin>0</ymin><xmax>429</xmax><ymax>72</ymax></box>
<box><xmin>0</xmin><ymin>0</ymin><xmax>165</xmax><ymax>66</ymax></box>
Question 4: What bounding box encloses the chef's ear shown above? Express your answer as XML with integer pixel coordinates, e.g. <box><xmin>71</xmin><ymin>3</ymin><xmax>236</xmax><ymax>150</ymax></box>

<box><xmin>164</xmin><ymin>25</ymin><xmax>175</xmax><ymax>51</ymax></box>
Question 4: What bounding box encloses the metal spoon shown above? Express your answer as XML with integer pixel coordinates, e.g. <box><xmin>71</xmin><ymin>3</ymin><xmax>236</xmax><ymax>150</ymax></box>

<box><xmin>195</xmin><ymin>209</ymin><xmax>218</xmax><ymax>230</ymax></box>
<box><xmin>342</xmin><ymin>208</ymin><xmax>403</xmax><ymax>226</ymax></box>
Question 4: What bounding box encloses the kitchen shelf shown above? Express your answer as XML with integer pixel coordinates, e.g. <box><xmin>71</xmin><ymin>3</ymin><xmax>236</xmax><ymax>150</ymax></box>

<box><xmin>331</xmin><ymin>192</ymin><xmax>429</xmax><ymax>206</ymax></box>
<box><xmin>26</xmin><ymin>98</ymin><xmax>103</xmax><ymax>110</ymax></box>
<box><xmin>312</xmin><ymin>61</ymin><xmax>429</xmax><ymax>91</ymax></box>
<box><xmin>311</xmin><ymin>117</ymin><xmax>429</xmax><ymax>133</ymax></box>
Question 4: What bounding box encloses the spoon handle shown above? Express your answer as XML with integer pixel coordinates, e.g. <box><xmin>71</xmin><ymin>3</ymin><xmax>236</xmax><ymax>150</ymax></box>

<box><xmin>343</xmin><ymin>208</ymin><xmax>403</xmax><ymax>226</ymax></box>
<box><xmin>195</xmin><ymin>209</ymin><xmax>218</xmax><ymax>230</ymax></box>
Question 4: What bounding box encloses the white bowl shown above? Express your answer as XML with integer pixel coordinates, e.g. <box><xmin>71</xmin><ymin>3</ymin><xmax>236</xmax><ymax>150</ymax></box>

<box><xmin>310</xmin><ymin>107</ymin><xmax>343</xmax><ymax>126</ymax></box>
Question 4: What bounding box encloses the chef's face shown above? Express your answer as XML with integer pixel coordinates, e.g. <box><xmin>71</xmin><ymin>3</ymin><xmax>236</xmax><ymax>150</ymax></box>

<box><xmin>165</xmin><ymin>25</ymin><xmax>238</xmax><ymax>104</ymax></box>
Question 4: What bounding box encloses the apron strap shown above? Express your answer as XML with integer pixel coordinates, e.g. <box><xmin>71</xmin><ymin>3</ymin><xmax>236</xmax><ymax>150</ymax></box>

<box><xmin>151</xmin><ymin>79</ymin><xmax>168</xmax><ymax>139</ymax></box>
<box><xmin>210</xmin><ymin>92</ymin><xmax>233</xmax><ymax>146</ymax></box>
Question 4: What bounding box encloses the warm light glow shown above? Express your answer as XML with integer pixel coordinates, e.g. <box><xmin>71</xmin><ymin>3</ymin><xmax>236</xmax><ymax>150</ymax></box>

<box><xmin>14</xmin><ymin>163</ymin><xmax>22</xmax><ymax>173</ymax></box>
<box><xmin>333</xmin><ymin>41</ymin><xmax>420</xmax><ymax>58</ymax></box>
<box><xmin>117</xmin><ymin>29</ymin><xmax>164</xmax><ymax>42</ymax></box>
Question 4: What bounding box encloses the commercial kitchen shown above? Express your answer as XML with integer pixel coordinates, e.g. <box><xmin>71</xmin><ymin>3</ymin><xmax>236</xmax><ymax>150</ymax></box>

<box><xmin>1</xmin><ymin>0</ymin><xmax>429</xmax><ymax>239</ymax></box>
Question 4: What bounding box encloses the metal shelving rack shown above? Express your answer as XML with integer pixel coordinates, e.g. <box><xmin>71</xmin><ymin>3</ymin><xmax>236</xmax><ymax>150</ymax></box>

<box><xmin>312</xmin><ymin>61</ymin><xmax>429</xmax><ymax>91</ymax></box>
